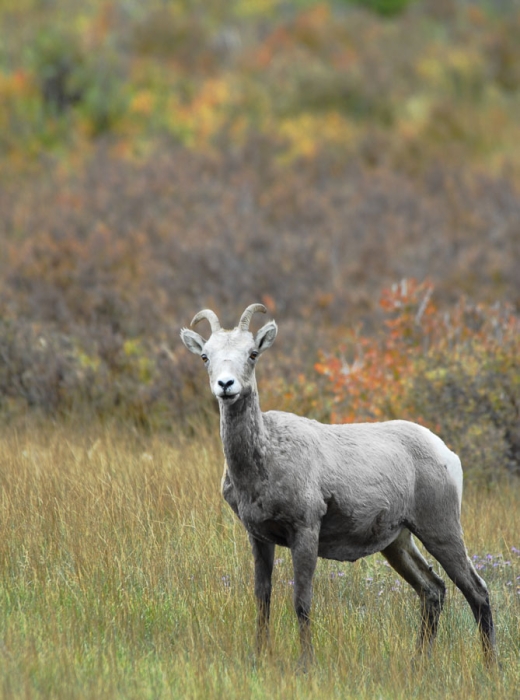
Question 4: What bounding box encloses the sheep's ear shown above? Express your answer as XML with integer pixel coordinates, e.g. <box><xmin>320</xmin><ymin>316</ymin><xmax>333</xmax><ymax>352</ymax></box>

<box><xmin>180</xmin><ymin>329</ymin><xmax>206</xmax><ymax>356</ymax></box>
<box><xmin>255</xmin><ymin>321</ymin><xmax>278</xmax><ymax>354</ymax></box>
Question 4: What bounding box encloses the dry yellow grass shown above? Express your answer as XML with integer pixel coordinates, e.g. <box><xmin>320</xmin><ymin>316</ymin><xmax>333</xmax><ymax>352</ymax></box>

<box><xmin>0</xmin><ymin>421</ymin><xmax>518</xmax><ymax>699</ymax></box>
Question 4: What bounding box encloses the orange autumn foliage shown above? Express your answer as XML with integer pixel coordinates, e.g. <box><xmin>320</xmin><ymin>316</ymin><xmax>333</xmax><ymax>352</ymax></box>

<box><xmin>315</xmin><ymin>279</ymin><xmax>520</xmax><ymax>479</ymax></box>
<box><xmin>315</xmin><ymin>279</ymin><xmax>438</xmax><ymax>422</ymax></box>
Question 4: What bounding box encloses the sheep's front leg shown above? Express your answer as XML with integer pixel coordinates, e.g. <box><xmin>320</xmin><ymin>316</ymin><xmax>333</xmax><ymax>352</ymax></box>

<box><xmin>250</xmin><ymin>537</ymin><xmax>275</xmax><ymax>655</ymax></box>
<box><xmin>291</xmin><ymin>528</ymin><xmax>319</xmax><ymax>671</ymax></box>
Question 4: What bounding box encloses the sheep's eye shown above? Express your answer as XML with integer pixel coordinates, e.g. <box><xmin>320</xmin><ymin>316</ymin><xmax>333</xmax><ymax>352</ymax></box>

<box><xmin>249</xmin><ymin>351</ymin><xmax>259</xmax><ymax>361</ymax></box>
<box><xmin>201</xmin><ymin>354</ymin><xmax>209</xmax><ymax>364</ymax></box>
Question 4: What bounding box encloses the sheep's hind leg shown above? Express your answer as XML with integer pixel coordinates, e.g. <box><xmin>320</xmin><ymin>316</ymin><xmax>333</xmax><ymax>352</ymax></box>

<box><xmin>382</xmin><ymin>529</ymin><xmax>446</xmax><ymax>657</ymax></box>
<box><xmin>250</xmin><ymin>537</ymin><xmax>275</xmax><ymax>655</ymax></box>
<box><xmin>416</xmin><ymin>528</ymin><xmax>496</xmax><ymax>666</ymax></box>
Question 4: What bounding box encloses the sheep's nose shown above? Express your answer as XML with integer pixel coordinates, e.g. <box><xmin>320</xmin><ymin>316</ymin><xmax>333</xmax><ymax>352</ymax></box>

<box><xmin>218</xmin><ymin>378</ymin><xmax>235</xmax><ymax>391</ymax></box>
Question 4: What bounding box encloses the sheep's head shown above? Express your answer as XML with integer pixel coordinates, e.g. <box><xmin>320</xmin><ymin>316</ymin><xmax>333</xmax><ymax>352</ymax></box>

<box><xmin>180</xmin><ymin>304</ymin><xmax>278</xmax><ymax>404</ymax></box>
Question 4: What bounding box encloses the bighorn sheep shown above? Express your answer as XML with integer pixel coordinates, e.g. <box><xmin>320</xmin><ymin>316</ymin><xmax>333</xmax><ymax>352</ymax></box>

<box><xmin>180</xmin><ymin>304</ymin><xmax>496</xmax><ymax>668</ymax></box>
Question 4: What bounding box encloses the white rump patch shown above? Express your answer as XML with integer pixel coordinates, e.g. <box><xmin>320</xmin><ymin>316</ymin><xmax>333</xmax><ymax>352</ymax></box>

<box><xmin>419</xmin><ymin>425</ymin><xmax>463</xmax><ymax>505</ymax></box>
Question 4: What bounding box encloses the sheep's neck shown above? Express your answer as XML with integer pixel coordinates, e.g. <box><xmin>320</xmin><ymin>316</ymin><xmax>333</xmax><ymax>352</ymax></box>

<box><xmin>219</xmin><ymin>387</ymin><xmax>268</xmax><ymax>486</ymax></box>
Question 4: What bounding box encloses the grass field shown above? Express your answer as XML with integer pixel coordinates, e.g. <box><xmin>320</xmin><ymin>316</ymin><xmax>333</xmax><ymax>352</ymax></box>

<box><xmin>0</xmin><ymin>422</ymin><xmax>518</xmax><ymax>699</ymax></box>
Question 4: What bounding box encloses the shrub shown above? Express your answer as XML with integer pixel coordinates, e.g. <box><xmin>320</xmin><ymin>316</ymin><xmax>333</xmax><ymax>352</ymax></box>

<box><xmin>315</xmin><ymin>279</ymin><xmax>520</xmax><ymax>480</ymax></box>
<box><xmin>1</xmin><ymin>142</ymin><xmax>519</xmax><ymax>432</ymax></box>
<box><xmin>347</xmin><ymin>0</ymin><xmax>417</xmax><ymax>17</ymax></box>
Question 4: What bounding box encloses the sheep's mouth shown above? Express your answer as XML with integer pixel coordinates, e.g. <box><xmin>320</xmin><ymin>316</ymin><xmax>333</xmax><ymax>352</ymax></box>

<box><xmin>220</xmin><ymin>393</ymin><xmax>239</xmax><ymax>401</ymax></box>
<box><xmin>216</xmin><ymin>391</ymin><xmax>241</xmax><ymax>403</ymax></box>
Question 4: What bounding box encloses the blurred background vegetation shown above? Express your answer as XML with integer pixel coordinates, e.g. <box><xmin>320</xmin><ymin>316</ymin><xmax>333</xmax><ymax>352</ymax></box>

<box><xmin>1</xmin><ymin>0</ymin><xmax>519</xmax><ymax>480</ymax></box>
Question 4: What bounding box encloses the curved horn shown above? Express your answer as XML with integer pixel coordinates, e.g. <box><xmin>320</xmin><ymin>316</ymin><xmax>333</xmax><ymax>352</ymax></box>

<box><xmin>238</xmin><ymin>303</ymin><xmax>267</xmax><ymax>331</ymax></box>
<box><xmin>190</xmin><ymin>309</ymin><xmax>221</xmax><ymax>334</ymax></box>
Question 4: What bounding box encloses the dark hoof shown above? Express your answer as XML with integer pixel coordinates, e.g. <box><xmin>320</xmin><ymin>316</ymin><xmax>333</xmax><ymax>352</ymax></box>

<box><xmin>296</xmin><ymin>653</ymin><xmax>314</xmax><ymax>675</ymax></box>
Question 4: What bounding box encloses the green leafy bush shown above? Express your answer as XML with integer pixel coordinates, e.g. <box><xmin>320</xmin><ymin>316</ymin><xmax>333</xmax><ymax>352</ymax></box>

<box><xmin>26</xmin><ymin>28</ymin><xmax>87</xmax><ymax>114</ymax></box>
<box><xmin>347</xmin><ymin>0</ymin><xmax>417</xmax><ymax>17</ymax></box>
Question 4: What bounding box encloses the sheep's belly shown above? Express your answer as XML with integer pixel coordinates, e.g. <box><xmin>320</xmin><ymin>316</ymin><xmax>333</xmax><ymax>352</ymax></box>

<box><xmin>317</xmin><ymin>538</ymin><xmax>391</xmax><ymax>562</ymax></box>
<box><xmin>318</xmin><ymin>513</ymin><xmax>403</xmax><ymax>561</ymax></box>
